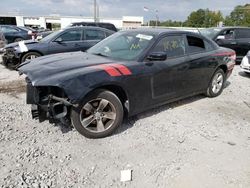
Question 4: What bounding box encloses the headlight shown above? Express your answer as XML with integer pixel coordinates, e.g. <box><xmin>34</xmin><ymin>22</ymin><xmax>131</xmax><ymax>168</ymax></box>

<box><xmin>14</xmin><ymin>46</ymin><xmax>20</xmax><ymax>51</ymax></box>
<box><xmin>241</xmin><ymin>56</ymin><xmax>249</xmax><ymax>66</ymax></box>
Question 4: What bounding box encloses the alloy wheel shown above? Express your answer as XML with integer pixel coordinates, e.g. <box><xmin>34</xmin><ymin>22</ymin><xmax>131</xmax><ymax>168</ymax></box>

<box><xmin>211</xmin><ymin>72</ymin><xmax>224</xmax><ymax>94</ymax></box>
<box><xmin>25</xmin><ymin>55</ymin><xmax>38</xmax><ymax>60</ymax></box>
<box><xmin>79</xmin><ymin>98</ymin><xmax>117</xmax><ymax>133</ymax></box>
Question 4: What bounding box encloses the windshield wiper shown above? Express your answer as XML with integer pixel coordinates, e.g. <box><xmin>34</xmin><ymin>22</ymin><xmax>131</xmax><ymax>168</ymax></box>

<box><xmin>93</xmin><ymin>53</ymin><xmax>108</xmax><ymax>57</ymax></box>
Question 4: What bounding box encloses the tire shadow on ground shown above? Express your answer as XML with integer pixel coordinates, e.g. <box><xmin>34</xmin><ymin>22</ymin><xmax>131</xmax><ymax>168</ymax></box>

<box><xmin>238</xmin><ymin>71</ymin><xmax>250</xmax><ymax>78</ymax></box>
<box><xmin>115</xmin><ymin>94</ymin><xmax>206</xmax><ymax>136</ymax></box>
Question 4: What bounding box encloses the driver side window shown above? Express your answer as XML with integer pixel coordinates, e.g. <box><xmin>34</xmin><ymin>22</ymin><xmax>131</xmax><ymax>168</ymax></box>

<box><xmin>56</xmin><ymin>30</ymin><xmax>82</xmax><ymax>42</ymax></box>
<box><xmin>151</xmin><ymin>35</ymin><xmax>185</xmax><ymax>59</ymax></box>
<box><xmin>221</xmin><ymin>29</ymin><xmax>235</xmax><ymax>40</ymax></box>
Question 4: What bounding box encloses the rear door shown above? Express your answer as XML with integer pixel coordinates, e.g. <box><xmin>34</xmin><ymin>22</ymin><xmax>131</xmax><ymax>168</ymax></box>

<box><xmin>184</xmin><ymin>34</ymin><xmax>218</xmax><ymax>93</ymax></box>
<box><xmin>47</xmin><ymin>29</ymin><xmax>83</xmax><ymax>54</ymax></box>
<box><xmin>235</xmin><ymin>28</ymin><xmax>250</xmax><ymax>59</ymax></box>
<box><xmin>81</xmin><ymin>28</ymin><xmax>107</xmax><ymax>51</ymax></box>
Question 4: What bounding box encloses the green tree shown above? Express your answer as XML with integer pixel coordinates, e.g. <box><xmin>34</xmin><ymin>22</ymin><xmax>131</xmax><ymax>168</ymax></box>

<box><xmin>224</xmin><ymin>4</ymin><xmax>250</xmax><ymax>26</ymax></box>
<box><xmin>160</xmin><ymin>20</ymin><xmax>183</xmax><ymax>27</ymax></box>
<box><xmin>185</xmin><ymin>9</ymin><xmax>224</xmax><ymax>27</ymax></box>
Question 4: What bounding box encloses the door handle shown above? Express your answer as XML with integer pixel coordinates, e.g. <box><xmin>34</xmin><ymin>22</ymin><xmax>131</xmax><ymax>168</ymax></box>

<box><xmin>230</xmin><ymin>42</ymin><xmax>237</xmax><ymax>45</ymax></box>
<box><xmin>145</xmin><ymin>62</ymin><xmax>154</xmax><ymax>66</ymax></box>
<box><xmin>74</xmin><ymin>43</ymin><xmax>80</xmax><ymax>47</ymax></box>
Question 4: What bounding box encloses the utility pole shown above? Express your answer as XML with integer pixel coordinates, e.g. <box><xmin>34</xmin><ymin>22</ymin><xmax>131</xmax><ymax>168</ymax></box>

<box><xmin>94</xmin><ymin>0</ymin><xmax>97</xmax><ymax>22</ymax></box>
<box><xmin>97</xmin><ymin>4</ymin><xmax>99</xmax><ymax>22</ymax></box>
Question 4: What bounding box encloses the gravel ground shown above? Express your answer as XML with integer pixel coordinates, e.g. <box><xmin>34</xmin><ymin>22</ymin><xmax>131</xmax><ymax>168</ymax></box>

<box><xmin>0</xmin><ymin>61</ymin><xmax>250</xmax><ymax>188</ymax></box>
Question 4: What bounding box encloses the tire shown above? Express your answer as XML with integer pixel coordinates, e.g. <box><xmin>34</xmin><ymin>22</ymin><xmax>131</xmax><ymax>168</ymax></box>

<box><xmin>14</xmin><ymin>37</ymin><xmax>23</xmax><ymax>42</ymax></box>
<box><xmin>206</xmin><ymin>69</ymin><xmax>225</xmax><ymax>98</ymax></box>
<box><xmin>71</xmin><ymin>89</ymin><xmax>124</xmax><ymax>138</ymax></box>
<box><xmin>21</xmin><ymin>52</ymin><xmax>41</xmax><ymax>63</ymax></box>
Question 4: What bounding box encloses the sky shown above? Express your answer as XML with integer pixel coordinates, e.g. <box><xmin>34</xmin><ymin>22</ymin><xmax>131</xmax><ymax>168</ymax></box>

<box><xmin>0</xmin><ymin>0</ymin><xmax>249</xmax><ymax>21</ymax></box>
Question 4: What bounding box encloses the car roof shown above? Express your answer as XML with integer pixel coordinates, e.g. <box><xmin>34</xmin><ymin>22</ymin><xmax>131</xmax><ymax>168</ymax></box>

<box><xmin>209</xmin><ymin>27</ymin><xmax>250</xmax><ymax>30</ymax></box>
<box><xmin>64</xmin><ymin>26</ymin><xmax>115</xmax><ymax>32</ymax></box>
<box><xmin>120</xmin><ymin>28</ymin><xmax>198</xmax><ymax>36</ymax></box>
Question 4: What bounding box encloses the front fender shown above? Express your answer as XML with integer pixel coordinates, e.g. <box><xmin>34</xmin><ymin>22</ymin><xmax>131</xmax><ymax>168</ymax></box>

<box><xmin>58</xmin><ymin>72</ymin><xmax>127</xmax><ymax>104</ymax></box>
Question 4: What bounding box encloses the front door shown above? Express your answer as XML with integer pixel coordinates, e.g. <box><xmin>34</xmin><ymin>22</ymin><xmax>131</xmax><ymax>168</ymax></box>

<box><xmin>47</xmin><ymin>29</ymin><xmax>83</xmax><ymax>55</ymax></box>
<box><xmin>145</xmin><ymin>35</ymin><xmax>189</xmax><ymax>102</ymax></box>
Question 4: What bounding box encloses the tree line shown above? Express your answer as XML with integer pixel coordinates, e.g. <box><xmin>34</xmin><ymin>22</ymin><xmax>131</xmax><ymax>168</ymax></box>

<box><xmin>148</xmin><ymin>4</ymin><xmax>250</xmax><ymax>28</ymax></box>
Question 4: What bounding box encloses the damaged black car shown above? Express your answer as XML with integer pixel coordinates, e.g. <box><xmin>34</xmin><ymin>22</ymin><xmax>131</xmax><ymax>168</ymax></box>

<box><xmin>19</xmin><ymin>29</ymin><xmax>236</xmax><ymax>138</ymax></box>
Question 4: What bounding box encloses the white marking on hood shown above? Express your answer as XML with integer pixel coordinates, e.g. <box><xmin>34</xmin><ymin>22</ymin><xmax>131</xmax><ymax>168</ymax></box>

<box><xmin>18</xmin><ymin>41</ymin><xmax>28</xmax><ymax>52</ymax></box>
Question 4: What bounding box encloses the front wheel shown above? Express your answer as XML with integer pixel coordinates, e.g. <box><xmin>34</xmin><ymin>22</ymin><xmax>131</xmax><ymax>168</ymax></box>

<box><xmin>206</xmin><ymin>69</ymin><xmax>225</xmax><ymax>98</ymax></box>
<box><xmin>21</xmin><ymin>52</ymin><xmax>41</xmax><ymax>63</ymax></box>
<box><xmin>71</xmin><ymin>90</ymin><xmax>124</xmax><ymax>138</ymax></box>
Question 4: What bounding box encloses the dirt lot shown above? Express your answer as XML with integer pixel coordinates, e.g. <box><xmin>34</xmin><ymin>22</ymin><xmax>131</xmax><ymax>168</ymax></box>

<box><xmin>0</xmin><ymin>61</ymin><xmax>250</xmax><ymax>188</ymax></box>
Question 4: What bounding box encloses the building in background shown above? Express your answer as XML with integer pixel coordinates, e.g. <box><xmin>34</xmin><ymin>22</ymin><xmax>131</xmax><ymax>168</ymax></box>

<box><xmin>0</xmin><ymin>15</ymin><xmax>143</xmax><ymax>30</ymax></box>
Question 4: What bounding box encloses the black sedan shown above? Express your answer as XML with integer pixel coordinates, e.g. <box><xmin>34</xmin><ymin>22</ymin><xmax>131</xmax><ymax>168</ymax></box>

<box><xmin>2</xmin><ymin>26</ymin><xmax>114</xmax><ymax>69</ymax></box>
<box><xmin>0</xmin><ymin>25</ymin><xmax>37</xmax><ymax>44</ymax></box>
<box><xmin>19</xmin><ymin>29</ymin><xmax>236</xmax><ymax>138</ymax></box>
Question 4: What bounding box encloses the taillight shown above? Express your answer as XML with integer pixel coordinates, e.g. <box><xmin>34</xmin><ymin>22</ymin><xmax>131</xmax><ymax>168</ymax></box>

<box><xmin>230</xmin><ymin>52</ymin><xmax>236</xmax><ymax>62</ymax></box>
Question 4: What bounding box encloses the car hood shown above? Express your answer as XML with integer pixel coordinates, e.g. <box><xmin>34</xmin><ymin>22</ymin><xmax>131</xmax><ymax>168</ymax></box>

<box><xmin>4</xmin><ymin>40</ymin><xmax>39</xmax><ymax>48</ymax></box>
<box><xmin>18</xmin><ymin>51</ymin><xmax>117</xmax><ymax>86</ymax></box>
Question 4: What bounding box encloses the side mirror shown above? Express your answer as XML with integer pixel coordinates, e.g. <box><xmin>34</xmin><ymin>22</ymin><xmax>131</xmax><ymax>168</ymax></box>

<box><xmin>147</xmin><ymin>52</ymin><xmax>167</xmax><ymax>61</ymax></box>
<box><xmin>54</xmin><ymin>37</ymin><xmax>63</xmax><ymax>43</ymax></box>
<box><xmin>216</xmin><ymin>35</ymin><xmax>225</xmax><ymax>40</ymax></box>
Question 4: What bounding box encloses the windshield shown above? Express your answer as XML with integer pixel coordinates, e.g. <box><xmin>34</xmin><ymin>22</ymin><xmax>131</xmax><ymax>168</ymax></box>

<box><xmin>199</xmin><ymin>28</ymin><xmax>223</xmax><ymax>39</ymax></box>
<box><xmin>40</xmin><ymin>30</ymin><xmax>61</xmax><ymax>42</ymax></box>
<box><xmin>87</xmin><ymin>31</ymin><xmax>155</xmax><ymax>61</ymax></box>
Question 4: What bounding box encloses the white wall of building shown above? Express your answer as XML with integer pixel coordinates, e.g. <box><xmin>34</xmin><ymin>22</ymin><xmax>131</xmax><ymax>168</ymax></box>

<box><xmin>100</xmin><ymin>18</ymin><xmax>123</xmax><ymax>29</ymax></box>
<box><xmin>16</xmin><ymin>16</ymin><xmax>24</xmax><ymax>26</ymax></box>
<box><xmin>2</xmin><ymin>15</ymin><xmax>144</xmax><ymax>29</ymax></box>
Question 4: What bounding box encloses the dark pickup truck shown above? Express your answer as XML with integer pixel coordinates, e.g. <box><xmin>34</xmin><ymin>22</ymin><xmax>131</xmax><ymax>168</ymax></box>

<box><xmin>200</xmin><ymin>27</ymin><xmax>250</xmax><ymax>62</ymax></box>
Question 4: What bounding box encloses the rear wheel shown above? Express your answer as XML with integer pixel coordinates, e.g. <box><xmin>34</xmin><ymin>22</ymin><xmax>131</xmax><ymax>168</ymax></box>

<box><xmin>21</xmin><ymin>52</ymin><xmax>41</xmax><ymax>63</ymax></box>
<box><xmin>206</xmin><ymin>69</ymin><xmax>225</xmax><ymax>97</ymax></box>
<box><xmin>71</xmin><ymin>90</ymin><xmax>124</xmax><ymax>138</ymax></box>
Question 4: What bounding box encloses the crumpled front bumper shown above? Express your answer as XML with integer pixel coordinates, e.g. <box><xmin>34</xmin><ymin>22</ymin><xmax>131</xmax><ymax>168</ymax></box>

<box><xmin>2</xmin><ymin>49</ymin><xmax>20</xmax><ymax>66</ymax></box>
<box><xmin>26</xmin><ymin>81</ymin><xmax>72</xmax><ymax>124</ymax></box>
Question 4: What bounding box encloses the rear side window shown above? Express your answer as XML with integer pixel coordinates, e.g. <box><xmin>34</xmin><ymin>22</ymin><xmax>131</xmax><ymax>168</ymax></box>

<box><xmin>236</xmin><ymin>29</ymin><xmax>250</xmax><ymax>39</ymax></box>
<box><xmin>152</xmin><ymin>35</ymin><xmax>185</xmax><ymax>58</ymax></box>
<box><xmin>85</xmin><ymin>29</ymin><xmax>105</xmax><ymax>40</ymax></box>
<box><xmin>186</xmin><ymin>35</ymin><xmax>206</xmax><ymax>54</ymax></box>
<box><xmin>204</xmin><ymin>40</ymin><xmax>215</xmax><ymax>51</ymax></box>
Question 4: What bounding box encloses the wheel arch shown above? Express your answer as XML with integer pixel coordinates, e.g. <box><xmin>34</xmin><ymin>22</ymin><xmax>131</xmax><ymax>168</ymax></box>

<box><xmin>20</xmin><ymin>50</ymin><xmax>44</xmax><ymax>62</ymax></box>
<box><xmin>218</xmin><ymin>64</ymin><xmax>227</xmax><ymax>74</ymax></box>
<box><xmin>81</xmin><ymin>84</ymin><xmax>130</xmax><ymax>115</ymax></box>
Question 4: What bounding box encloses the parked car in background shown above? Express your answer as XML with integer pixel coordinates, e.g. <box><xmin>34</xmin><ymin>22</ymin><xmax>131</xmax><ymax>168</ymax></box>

<box><xmin>0</xmin><ymin>30</ymin><xmax>6</xmax><ymax>48</ymax></box>
<box><xmin>0</xmin><ymin>25</ymin><xmax>37</xmax><ymax>44</ymax></box>
<box><xmin>240</xmin><ymin>51</ymin><xmax>250</xmax><ymax>75</ymax></box>
<box><xmin>19</xmin><ymin>29</ymin><xmax>236</xmax><ymax>138</ymax></box>
<box><xmin>200</xmin><ymin>27</ymin><xmax>250</xmax><ymax>62</ymax></box>
<box><xmin>69</xmin><ymin>22</ymin><xmax>117</xmax><ymax>32</ymax></box>
<box><xmin>2</xmin><ymin>26</ymin><xmax>114</xmax><ymax>69</ymax></box>
<box><xmin>36</xmin><ymin>30</ymin><xmax>54</xmax><ymax>40</ymax></box>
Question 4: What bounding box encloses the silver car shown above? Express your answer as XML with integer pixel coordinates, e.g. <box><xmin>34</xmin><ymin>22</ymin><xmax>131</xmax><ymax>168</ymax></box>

<box><xmin>240</xmin><ymin>51</ymin><xmax>250</xmax><ymax>75</ymax></box>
